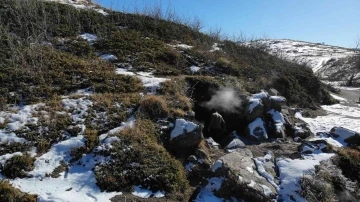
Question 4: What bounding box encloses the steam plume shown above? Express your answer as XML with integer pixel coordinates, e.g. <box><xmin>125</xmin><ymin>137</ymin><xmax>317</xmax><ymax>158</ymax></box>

<box><xmin>204</xmin><ymin>88</ymin><xmax>242</xmax><ymax>113</ymax></box>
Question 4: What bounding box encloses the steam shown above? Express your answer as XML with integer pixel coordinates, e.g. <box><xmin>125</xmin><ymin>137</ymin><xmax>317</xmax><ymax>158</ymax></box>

<box><xmin>204</xmin><ymin>88</ymin><xmax>242</xmax><ymax>113</ymax></box>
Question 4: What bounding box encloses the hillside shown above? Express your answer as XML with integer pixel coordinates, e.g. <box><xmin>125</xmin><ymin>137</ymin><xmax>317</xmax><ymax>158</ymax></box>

<box><xmin>0</xmin><ymin>0</ymin><xmax>359</xmax><ymax>202</ymax></box>
<box><xmin>242</xmin><ymin>39</ymin><xmax>360</xmax><ymax>83</ymax></box>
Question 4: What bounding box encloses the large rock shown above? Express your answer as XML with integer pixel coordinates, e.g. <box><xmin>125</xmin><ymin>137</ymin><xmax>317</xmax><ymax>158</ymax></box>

<box><xmin>330</xmin><ymin>127</ymin><xmax>360</xmax><ymax>146</ymax></box>
<box><xmin>246</xmin><ymin>118</ymin><xmax>268</xmax><ymax>141</ymax></box>
<box><xmin>169</xmin><ymin>119</ymin><xmax>203</xmax><ymax>156</ymax></box>
<box><xmin>214</xmin><ymin>148</ymin><xmax>278</xmax><ymax>198</ymax></box>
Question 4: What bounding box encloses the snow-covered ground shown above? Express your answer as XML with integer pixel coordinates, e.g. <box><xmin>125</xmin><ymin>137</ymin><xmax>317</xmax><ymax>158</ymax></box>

<box><xmin>277</xmin><ymin>88</ymin><xmax>360</xmax><ymax>201</ymax></box>
<box><xmin>242</xmin><ymin>39</ymin><xmax>360</xmax><ymax>80</ymax></box>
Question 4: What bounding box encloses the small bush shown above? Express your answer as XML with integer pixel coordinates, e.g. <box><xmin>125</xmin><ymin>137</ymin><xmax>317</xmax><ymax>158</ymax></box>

<box><xmin>0</xmin><ymin>180</ymin><xmax>37</xmax><ymax>202</ymax></box>
<box><xmin>84</xmin><ymin>129</ymin><xmax>99</xmax><ymax>151</ymax></box>
<box><xmin>95</xmin><ymin>119</ymin><xmax>188</xmax><ymax>193</ymax></box>
<box><xmin>139</xmin><ymin>95</ymin><xmax>169</xmax><ymax>119</ymax></box>
<box><xmin>336</xmin><ymin>147</ymin><xmax>360</xmax><ymax>182</ymax></box>
<box><xmin>2</xmin><ymin>153</ymin><xmax>35</xmax><ymax>179</ymax></box>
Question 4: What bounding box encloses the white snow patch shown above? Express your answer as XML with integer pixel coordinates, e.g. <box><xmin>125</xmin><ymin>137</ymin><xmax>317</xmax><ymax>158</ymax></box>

<box><xmin>169</xmin><ymin>44</ymin><xmax>193</xmax><ymax>50</ymax></box>
<box><xmin>132</xmin><ymin>186</ymin><xmax>165</xmax><ymax>198</ymax></box>
<box><xmin>211</xmin><ymin>160</ymin><xmax>223</xmax><ymax>172</ymax></box>
<box><xmin>79</xmin><ymin>33</ymin><xmax>97</xmax><ymax>43</ymax></box>
<box><xmin>0</xmin><ymin>152</ymin><xmax>23</xmax><ymax>165</ymax></box>
<box><xmin>210</xmin><ymin>43</ymin><xmax>222</xmax><ymax>52</ymax></box>
<box><xmin>269</xmin><ymin>96</ymin><xmax>286</xmax><ymax>102</ymax></box>
<box><xmin>248</xmin><ymin>98</ymin><xmax>261</xmax><ymax>113</ymax></box>
<box><xmin>330</xmin><ymin>93</ymin><xmax>347</xmax><ymax>102</ymax></box>
<box><xmin>100</xmin><ymin>54</ymin><xmax>118</xmax><ymax>61</ymax></box>
<box><xmin>248</xmin><ymin>118</ymin><xmax>268</xmax><ymax>140</ymax></box>
<box><xmin>190</xmin><ymin>65</ymin><xmax>201</xmax><ymax>73</ymax></box>
<box><xmin>170</xmin><ymin>119</ymin><xmax>198</xmax><ymax>140</ymax></box>
<box><xmin>29</xmin><ymin>136</ymin><xmax>85</xmax><ymax>178</ymax></box>
<box><xmin>277</xmin><ymin>153</ymin><xmax>335</xmax><ymax>202</ymax></box>
<box><xmin>253</xmin><ymin>158</ymin><xmax>279</xmax><ymax>192</ymax></box>
<box><xmin>195</xmin><ymin>177</ymin><xmax>226</xmax><ymax>202</ymax></box>
<box><xmin>115</xmin><ymin>68</ymin><xmax>136</xmax><ymax>76</ymax></box>
<box><xmin>252</xmin><ymin>91</ymin><xmax>268</xmax><ymax>99</ymax></box>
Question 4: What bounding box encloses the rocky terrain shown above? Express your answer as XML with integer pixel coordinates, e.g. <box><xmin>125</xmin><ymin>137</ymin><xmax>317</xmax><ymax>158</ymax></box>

<box><xmin>0</xmin><ymin>0</ymin><xmax>359</xmax><ymax>202</ymax></box>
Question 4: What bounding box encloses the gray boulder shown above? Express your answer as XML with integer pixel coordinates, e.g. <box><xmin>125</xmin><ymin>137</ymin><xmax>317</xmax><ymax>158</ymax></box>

<box><xmin>169</xmin><ymin>119</ymin><xmax>203</xmax><ymax>156</ymax></box>
<box><xmin>215</xmin><ymin>148</ymin><xmax>278</xmax><ymax>198</ymax></box>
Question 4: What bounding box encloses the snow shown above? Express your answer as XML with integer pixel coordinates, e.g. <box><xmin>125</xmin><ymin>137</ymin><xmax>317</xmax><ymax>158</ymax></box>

<box><xmin>248</xmin><ymin>118</ymin><xmax>268</xmax><ymax>140</ymax></box>
<box><xmin>0</xmin><ymin>132</ymin><xmax>27</xmax><ymax>143</ymax></box>
<box><xmin>115</xmin><ymin>68</ymin><xmax>136</xmax><ymax>76</ymax></box>
<box><xmin>211</xmin><ymin>160</ymin><xmax>223</xmax><ymax>172</ymax></box>
<box><xmin>137</xmin><ymin>72</ymin><xmax>169</xmax><ymax>94</ymax></box>
<box><xmin>132</xmin><ymin>186</ymin><xmax>165</xmax><ymax>198</ymax></box>
<box><xmin>243</xmin><ymin>39</ymin><xmax>358</xmax><ymax>77</ymax></box>
<box><xmin>270</xmin><ymin>96</ymin><xmax>286</xmax><ymax>102</ymax></box>
<box><xmin>330</xmin><ymin>93</ymin><xmax>347</xmax><ymax>102</ymax></box>
<box><xmin>46</xmin><ymin>0</ymin><xmax>108</xmax><ymax>15</ymax></box>
<box><xmin>260</xmin><ymin>184</ymin><xmax>273</xmax><ymax>196</ymax></box>
<box><xmin>0</xmin><ymin>152</ymin><xmax>23</xmax><ymax>165</ymax></box>
<box><xmin>62</xmin><ymin>97</ymin><xmax>93</xmax><ymax>124</ymax></box>
<box><xmin>195</xmin><ymin>177</ymin><xmax>226</xmax><ymax>202</ymax></box>
<box><xmin>100</xmin><ymin>54</ymin><xmax>118</xmax><ymax>62</ymax></box>
<box><xmin>252</xmin><ymin>90</ymin><xmax>268</xmax><ymax>99</ymax></box>
<box><xmin>248</xmin><ymin>98</ymin><xmax>261</xmax><ymax>113</ymax></box>
<box><xmin>277</xmin><ymin>153</ymin><xmax>335</xmax><ymax>202</ymax></box>
<box><xmin>28</xmin><ymin>136</ymin><xmax>85</xmax><ymax>178</ymax></box>
<box><xmin>205</xmin><ymin>137</ymin><xmax>220</xmax><ymax>146</ymax></box>
<box><xmin>190</xmin><ymin>65</ymin><xmax>201</xmax><ymax>73</ymax></box>
<box><xmin>115</xmin><ymin>69</ymin><xmax>169</xmax><ymax>94</ymax></box>
<box><xmin>79</xmin><ymin>33</ymin><xmax>97</xmax><ymax>43</ymax></box>
<box><xmin>253</xmin><ymin>157</ymin><xmax>279</xmax><ymax>192</ymax></box>
<box><xmin>210</xmin><ymin>43</ymin><xmax>222</xmax><ymax>52</ymax></box>
<box><xmin>11</xmin><ymin>152</ymin><xmax>121</xmax><ymax>202</ymax></box>
<box><xmin>169</xmin><ymin>44</ymin><xmax>193</xmax><ymax>50</ymax></box>
<box><xmin>267</xmin><ymin>109</ymin><xmax>285</xmax><ymax>123</ymax></box>
<box><xmin>170</xmin><ymin>119</ymin><xmax>198</xmax><ymax>140</ymax></box>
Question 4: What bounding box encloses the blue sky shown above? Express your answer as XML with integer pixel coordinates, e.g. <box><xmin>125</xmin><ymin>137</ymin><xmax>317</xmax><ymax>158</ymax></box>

<box><xmin>96</xmin><ymin>0</ymin><xmax>359</xmax><ymax>48</ymax></box>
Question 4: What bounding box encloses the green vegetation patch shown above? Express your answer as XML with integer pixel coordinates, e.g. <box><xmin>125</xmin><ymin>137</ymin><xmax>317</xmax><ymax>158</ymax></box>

<box><xmin>95</xmin><ymin>119</ymin><xmax>188</xmax><ymax>193</ymax></box>
<box><xmin>2</xmin><ymin>153</ymin><xmax>35</xmax><ymax>179</ymax></box>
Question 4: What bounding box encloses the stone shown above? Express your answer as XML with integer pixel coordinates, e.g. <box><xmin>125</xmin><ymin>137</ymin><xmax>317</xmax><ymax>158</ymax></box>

<box><xmin>224</xmin><ymin>138</ymin><xmax>246</xmax><ymax>151</ymax></box>
<box><xmin>216</xmin><ymin>148</ymin><xmax>278</xmax><ymax>196</ymax></box>
<box><xmin>169</xmin><ymin>119</ymin><xmax>203</xmax><ymax>156</ymax></box>
<box><xmin>246</xmin><ymin>118</ymin><xmax>268</xmax><ymax>142</ymax></box>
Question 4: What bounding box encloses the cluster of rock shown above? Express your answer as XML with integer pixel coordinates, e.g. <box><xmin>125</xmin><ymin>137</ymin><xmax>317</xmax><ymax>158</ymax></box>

<box><xmin>244</xmin><ymin>90</ymin><xmax>311</xmax><ymax>141</ymax></box>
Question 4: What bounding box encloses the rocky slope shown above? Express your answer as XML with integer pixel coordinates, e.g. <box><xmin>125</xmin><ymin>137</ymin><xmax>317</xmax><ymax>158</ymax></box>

<box><xmin>242</xmin><ymin>39</ymin><xmax>360</xmax><ymax>83</ymax></box>
<box><xmin>0</xmin><ymin>0</ymin><xmax>358</xmax><ymax>202</ymax></box>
